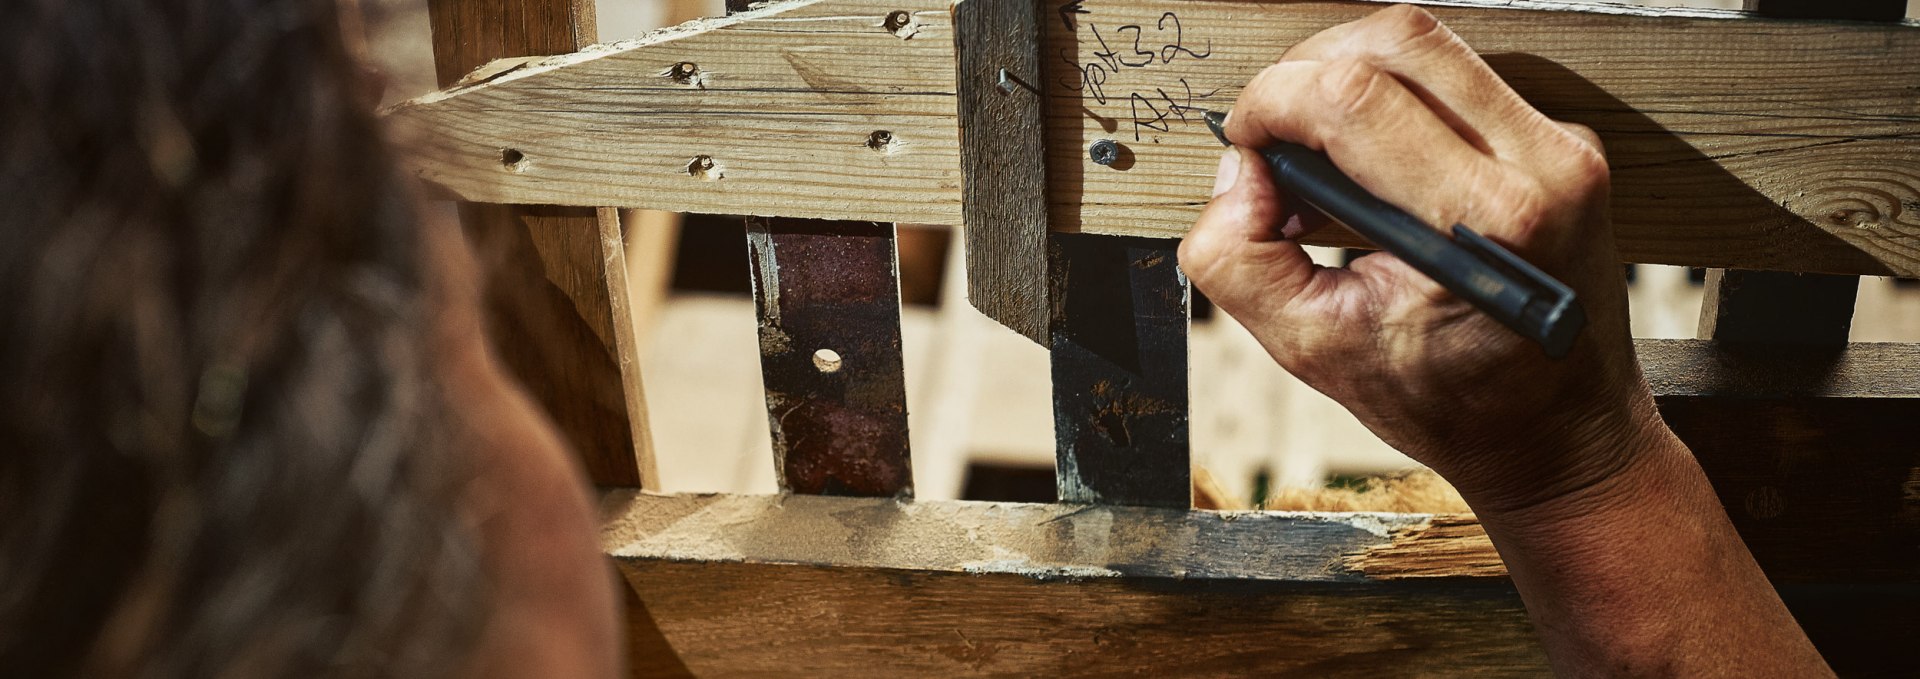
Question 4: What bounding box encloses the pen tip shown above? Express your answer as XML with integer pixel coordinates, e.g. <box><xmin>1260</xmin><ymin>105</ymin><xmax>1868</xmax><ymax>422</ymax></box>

<box><xmin>1203</xmin><ymin>110</ymin><xmax>1231</xmax><ymax>147</ymax></box>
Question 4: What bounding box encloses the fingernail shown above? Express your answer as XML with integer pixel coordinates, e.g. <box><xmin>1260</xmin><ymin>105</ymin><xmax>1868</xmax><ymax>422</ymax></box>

<box><xmin>1211</xmin><ymin>149</ymin><xmax>1240</xmax><ymax>197</ymax></box>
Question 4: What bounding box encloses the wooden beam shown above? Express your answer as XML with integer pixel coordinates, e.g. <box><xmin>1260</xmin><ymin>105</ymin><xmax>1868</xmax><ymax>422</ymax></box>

<box><xmin>621</xmin><ymin>559</ymin><xmax>1554</xmax><ymax>675</ymax></box>
<box><xmin>953</xmin><ymin>0</ymin><xmax>1052</xmax><ymax>343</ymax></box>
<box><xmin>1692</xmin><ymin>0</ymin><xmax>1899</xmax><ymax>346</ymax></box>
<box><xmin>605</xmin><ymin>493</ymin><xmax>1918</xmax><ymax>675</ymax></box>
<box><xmin>1746</xmin><ymin>0</ymin><xmax>1908</xmax><ymax>22</ymax></box>
<box><xmin>1042</xmin><ymin>0</ymin><xmax>1920</xmax><ymax>277</ymax></box>
<box><xmin>394</xmin><ymin>0</ymin><xmax>962</xmax><ymax>222</ymax></box>
<box><xmin>605</xmin><ymin>338</ymin><xmax>1920</xmax><ymax>575</ymax></box>
<box><xmin>1637</xmin><ymin>338</ymin><xmax>1919</xmax><ymax>398</ymax></box>
<box><xmin>389</xmin><ymin>0</ymin><xmax>1920</xmax><ymax>277</ymax></box>
<box><xmin>614</xmin><ymin>560</ymin><xmax>1918</xmax><ymax>676</ymax></box>
<box><xmin>428</xmin><ymin>0</ymin><xmax>655</xmax><ymax>488</ymax></box>
<box><xmin>610</xmin><ymin>337</ymin><xmax>1920</xmax><ymax>670</ymax></box>
<box><xmin>1697</xmin><ymin>269</ymin><xmax>1860</xmax><ymax>344</ymax></box>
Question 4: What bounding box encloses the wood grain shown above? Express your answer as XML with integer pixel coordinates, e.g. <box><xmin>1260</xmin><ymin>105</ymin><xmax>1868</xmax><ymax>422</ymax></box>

<box><xmin>393</xmin><ymin>0</ymin><xmax>1920</xmax><ymax>276</ymax></box>
<box><xmin>1698</xmin><ymin>269</ymin><xmax>1860</xmax><ymax>344</ymax></box>
<box><xmin>1347</xmin><ymin>514</ymin><xmax>1505</xmax><ymax>579</ymax></box>
<box><xmin>954</xmin><ymin>0</ymin><xmax>1053</xmax><ymax>343</ymax></box>
<box><xmin>428</xmin><ymin>0</ymin><xmax>653</xmax><ymax>488</ymax></box>
<box><xmin>600</xmin><ymin>491</ymin><xmax>1425</xmax><ymax>582</ymax></box>
<box><xmin>1689</xmin><ymin>0</ymin><xmax>1894</xmax><ymax>349</ymax></box>
<box><xmin>1635</xmin><ymin>338</ymin><xmax>1920</xmax><ymax>398</ymax></box>
<box><xmin>608</xmin><ymin>496</ymin><xmax>1919</xmax><ymax>675</ymax></box>
<box><xmin>621</xmin><ymin>560</ymin><xmax>1552</xmax><ymax>676</ymax></box>
<box><xmin>1045</xmin><ymin>0</ymin><xmax>1920</xmax><ymax>278</ymax></box>
<box><xmin>394</xmin><ymin>0</ymin><xmax>963</xmax><ymax>223</ymax></box>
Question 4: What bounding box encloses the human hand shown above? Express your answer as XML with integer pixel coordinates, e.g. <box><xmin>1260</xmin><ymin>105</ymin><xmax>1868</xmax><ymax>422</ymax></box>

<box><xmin>1180</xmin><ymin>5</ymin><xmax>1665</xmax><ymax>515</ymax></box>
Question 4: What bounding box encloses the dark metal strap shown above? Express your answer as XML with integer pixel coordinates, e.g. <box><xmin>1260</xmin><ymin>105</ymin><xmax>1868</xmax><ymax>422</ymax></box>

<box><xmin>1049</xmin><ymin>233</ymin><xmax>1190</xmax><ymax>508</ymax></box>
<box><xmin>747</xmin><ymin>218</ymin><xmax>913</xmax><ymax>497</ymax></box>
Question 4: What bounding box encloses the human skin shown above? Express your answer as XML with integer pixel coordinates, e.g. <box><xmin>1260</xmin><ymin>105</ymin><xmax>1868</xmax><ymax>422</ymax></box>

<box><xmin>425</xmin><ymin>213</ymin><xmax>621</xmax><ymax>679</ymax></box>
<box><xmin>1180</xmin><ymin>5</ymin><xmax>1831</xmax><ymax>676</ymax></box>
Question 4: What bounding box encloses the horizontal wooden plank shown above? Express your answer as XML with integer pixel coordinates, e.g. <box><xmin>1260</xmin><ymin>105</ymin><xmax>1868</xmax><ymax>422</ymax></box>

<box><xmin>600</xmin><ymin>490</ymin><xmax>1428</xmax><ymax>582</ymax></box>
<box><xmin>620</xmin><ymin>554</ymin><xmax>1919</xmax><ymax>676</ymax></box>
<box><xmin>1636</xmin><ymin>338</ymin><xmax>1920</xmax><ymax>398</ymax></box>
<box><xmin>389</xmin><ymin>0</ymin><xmax>963</xmax><ymax>223</ymax></box>
<box><xmin>1045</xmin><ymin>0</ymin><xmax>1920</xmax><ymax>277</ymax></box>
<box><xmin>605</xmin><ymin>337</ymin><xmax>1920</xmax><ymax>585</ymax></box>
<box><xmin>389</xmin><ymin>0</ymin><xmax>1920</xmax><ymax>276</ymax></box>
<box><xmin>621</xmin><ymin>559</ymin><xmax>1547</xmax><ymax>676</ymax></box>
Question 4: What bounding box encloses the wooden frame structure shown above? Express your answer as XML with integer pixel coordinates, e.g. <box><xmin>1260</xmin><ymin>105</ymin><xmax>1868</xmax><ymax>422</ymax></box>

<box><xmin>404</xmin><ymin>0</ymin><xmax>1918</xmax><ymax>674</ymax></box>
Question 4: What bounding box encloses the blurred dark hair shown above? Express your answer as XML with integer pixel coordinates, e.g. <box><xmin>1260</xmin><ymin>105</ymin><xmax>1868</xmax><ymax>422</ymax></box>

<box><xmin>0</xmin><ymin>0</ymin><xmax>485</xmax><ymax>676</ymax></box>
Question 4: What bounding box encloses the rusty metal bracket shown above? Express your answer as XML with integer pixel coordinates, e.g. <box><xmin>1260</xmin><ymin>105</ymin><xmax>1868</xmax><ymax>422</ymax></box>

<box><xmin>1049</xmin><ymin>233</ymin><xmax>1191</xmax><ymax>508</ymax></box>
<box><xmin>747</xmin><ymin>218</ymin><xmax>914</xmax><ymax>497</ymax></box>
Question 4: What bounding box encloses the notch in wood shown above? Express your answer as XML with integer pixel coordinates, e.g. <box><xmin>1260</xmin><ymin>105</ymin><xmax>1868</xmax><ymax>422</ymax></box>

<box><xmin>952</xmin><ymin>0</ymin><xmax>1050</xmax><ymax>345</ymax></box>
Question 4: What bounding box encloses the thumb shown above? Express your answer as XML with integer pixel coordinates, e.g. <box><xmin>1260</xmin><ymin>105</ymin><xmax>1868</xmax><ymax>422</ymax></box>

<box><xmin>1179</xmin><ymin>147</ymin><xmax>1320</xmax><ymax>320</ymax></box>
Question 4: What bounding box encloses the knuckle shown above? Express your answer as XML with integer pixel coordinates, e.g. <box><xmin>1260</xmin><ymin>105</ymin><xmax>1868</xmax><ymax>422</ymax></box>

<box><xmin>1368</xmin><ymin>4</ymin><xmax>1452</xmax><ymax>55</ymax></box>
<box><xmin>1314</xmin><ymin>58</ymin><xmax>1387</xmax><ymax>117</ymax></box>
<box><xmin>1558</xmin><ymin>121</ymin><xmax>1603</xmax><ymax>151</ymax></box>
<box><xmin>1561</xmin><ymin>139</ymin><xmax>1611</xmax><ymax>190</ymax></box>
<box><xmin>1177</xmin><ymin>231</ymin><xmax>1227</xmax><ymax>286</ymax></box>
<box><xmin>1565</xmin><ymin>145</ymin><xmax>1611</xmax><ymax>193</ymax></box>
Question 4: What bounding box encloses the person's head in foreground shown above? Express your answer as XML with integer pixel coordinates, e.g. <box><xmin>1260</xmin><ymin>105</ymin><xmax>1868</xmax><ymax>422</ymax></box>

<box><xmin>0</xmin><ymin>0</ymin><xmax>616</xmax><ymax>676</ymax></box>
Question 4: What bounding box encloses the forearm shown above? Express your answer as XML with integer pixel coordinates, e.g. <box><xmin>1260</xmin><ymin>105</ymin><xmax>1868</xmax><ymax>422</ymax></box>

<box><xmin>1475</xmin><ymin>419</ymin><xmax>1831</xmax><ymax>677</ymax></box>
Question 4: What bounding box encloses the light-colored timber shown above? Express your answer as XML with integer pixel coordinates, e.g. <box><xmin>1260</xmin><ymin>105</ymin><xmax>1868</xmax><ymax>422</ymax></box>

<box><xmin>389</xmin><ymin>0</ymin><xmax>1920</xmax><ymax>277</ymax></box>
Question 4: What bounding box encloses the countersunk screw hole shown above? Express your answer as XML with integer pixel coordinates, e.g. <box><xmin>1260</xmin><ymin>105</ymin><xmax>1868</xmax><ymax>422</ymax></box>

<box><xmin>500</xmin><ymin>148</ymin><xmax>529</xmax><ymax>172</ymax></box>
<box><xmin>883</xmin><ymin>10</ymin><xmax>917</xmax><ymax>38</ymax></box>
<box><xmin>813</xmin><ymin>348</ymin><xmax>843</xmax><ymax>373</ymax></box>
<box><xmin>866</xmin><ymin>130</ymin><xmax>894</xmax><ymax>153</ymax></box>
<box><xmin>667</xmin><ymin>61</ymin><xmax>700</xmax><ymax>85</ymax></box>
<box><xmin>687</xmin><ymin>155</ymin><xmax>721</xmax><ymax>181</ymax></box>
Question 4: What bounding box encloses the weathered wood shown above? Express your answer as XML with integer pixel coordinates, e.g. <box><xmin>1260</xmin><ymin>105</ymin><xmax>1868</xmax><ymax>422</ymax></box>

<box><xmin>1347</xmin><ymin>514</ymin><xmax>1505</xmax><ymax>579</ymax></box>
<box><xmin>1691</xmin><ymin>0</ymin><xmax>1893</xmax><ymax>348</ymax></box>
<box><xmin>605</xmin><ymin>493</ymin><xmax>1918</xmax><ymax>676</ymax></box>
<box><xmin>428</xmin><ymin>0</ymin><xmax>654</xmax><ymax>488</ymax></box>
<box><xmin>622</xmin><ymin>559</ymin><xmax>1551</xmax><ymax>676</ymax></box>
<box><xmin>746</xmin><ymin>217</ymin><xmax>914</xmax><ymax>497</ymax></box>
<box><xmin>607</xmin><ymin>337</ymin><xmax>1919</xmax><ymax>572</ymax></box>
<box><xmin>1746</xmin><ymin>0</ymin><xmax>1908</xmax><ymax>22</ymax></box>
<box><xmin>1698</xmin><ymin>270</ymin><xmax>1861</xmax><ymax>344</ymax></box>
<box><xmin>1049</xmin><ymin>234</ymin><xmax>1191</xmax><ymax>507</ymax></box>
<box><xmin>390</xmin><ymin>0</ymin><xmax>1920</xmax><ymax>277</ymax></box>
<box><xmin>953</xmin><ymin>0</ymin><xmax>1052</xmax><ymax>343</ymax></box>
<box><xmin>1636</xmin><ymin>338</ymin><xmax>1920</xmax><ymax>398</ymax></box>
<box><xmin>394</xmin><ymin>0</ymin><xmax>962</xmax><ymax>221</ymax></box>
<box><xmin>1043</xmin><ymin>0</ymin><xmax>1920</xmax><ymax>278</ymax></box>
<box><xmin>601</xmin><ymin>491</ymin><xmax>1425</xmax><ymax>581</ymax></box>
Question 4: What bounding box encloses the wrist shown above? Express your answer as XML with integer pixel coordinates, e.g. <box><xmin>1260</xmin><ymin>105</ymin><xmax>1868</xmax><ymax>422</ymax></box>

<box><xmin>1441</xmin><ymin>373</ymin><xmax>1680</xmax><ymax>518</ymax></box>
<box><xmin>1466</xmin><ymin>397</ymin><xmax>1687</xmax><ymax>527</ymax></box>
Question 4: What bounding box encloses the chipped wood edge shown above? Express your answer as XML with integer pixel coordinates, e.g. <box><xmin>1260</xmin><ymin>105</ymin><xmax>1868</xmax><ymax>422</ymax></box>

<box><xmin>1346</xmin><ymin>514</ymin><xmax>1508</xmax><ymax>580</ymax></box>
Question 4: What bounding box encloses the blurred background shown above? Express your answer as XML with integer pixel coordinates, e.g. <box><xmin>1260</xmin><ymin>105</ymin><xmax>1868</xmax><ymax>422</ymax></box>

<box><xmin>362</xmin><ymin>0</ymin><xmax>1920</xmax><ymax>508</ymax></box>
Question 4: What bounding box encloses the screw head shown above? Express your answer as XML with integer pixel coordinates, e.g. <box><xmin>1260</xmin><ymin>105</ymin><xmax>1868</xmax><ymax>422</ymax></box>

<box><xmin>1089</xmin><ymin>139</ymin><xmax>1120</xmax><ymax>166</ymax></box>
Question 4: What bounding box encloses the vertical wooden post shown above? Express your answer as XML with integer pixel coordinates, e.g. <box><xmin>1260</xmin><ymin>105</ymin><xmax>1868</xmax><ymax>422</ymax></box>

<box><xmin>1049</xmin><ymin>234</ymin><xmax>1191</xmax><ymax>508</ymax></box>
<box><xmin>1697</xmin><ymin>270</ymin><xmax>1859</xmax><ymax>345</ymax></box>
<box><xmin>428</xmin><ymin>0</ymin><xmax>656</xmax><ymax>489</ymax></box>
<box><xmin>1699</xmin><ymin>0</ymin><xmax>1902</xmax><ymax>346</ymax></box>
